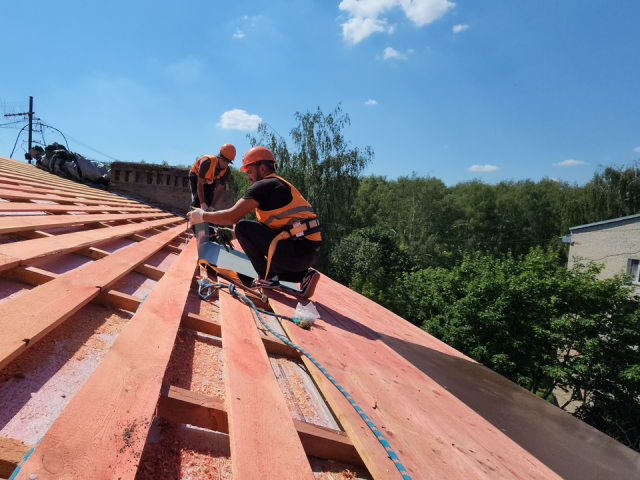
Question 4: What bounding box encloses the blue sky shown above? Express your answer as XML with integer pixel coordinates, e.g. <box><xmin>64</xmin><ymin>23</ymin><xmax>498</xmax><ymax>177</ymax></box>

<box><xmin>1</xmin><ymin>1</ymin><xmax>638</xmax><ymax>186</ymax></box>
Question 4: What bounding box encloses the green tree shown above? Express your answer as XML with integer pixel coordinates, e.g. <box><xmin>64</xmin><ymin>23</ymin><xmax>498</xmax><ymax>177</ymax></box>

<box><xmin>330</xmin><ymin>227</ymin><xmax>412</xmax><ymax>307</ymax></box>
<box><xmin>391</xmin><ymin>247</ymin><xmax>640</xmax><ymax>451</ymax></box>
<box><xmin>248</xmin><ymin>105</ymin><xmax>373</xmax><ymax>271</ymax></box>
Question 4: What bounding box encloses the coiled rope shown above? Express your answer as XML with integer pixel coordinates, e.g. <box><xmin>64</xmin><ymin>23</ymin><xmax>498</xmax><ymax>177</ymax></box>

<box><xmin>198</xmin><ymin>280</ymin><xmax>412</xmax><ymax>480</ymax></box>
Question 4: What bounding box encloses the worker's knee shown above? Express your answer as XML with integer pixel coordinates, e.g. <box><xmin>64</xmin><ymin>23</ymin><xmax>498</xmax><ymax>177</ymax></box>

<box><xmin>234</xmin><ymin>219</ymin><xmax>254</xmax><ymax>240</ymax></box>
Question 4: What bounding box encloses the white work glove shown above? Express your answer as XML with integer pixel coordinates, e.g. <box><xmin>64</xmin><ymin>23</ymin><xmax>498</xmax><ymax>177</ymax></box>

<box><xmin>188</xmin><ymin>208</ymin><xmax>205</xmax><ymax>226</ymax></box>
<box><xmin>202</xmin><ymin>203</ymin><xmax>210</xmax><ymax>212</ymax></box>
<box><xmin>205</xmin><ymin>204</ymin><xmax>215</xmax><ymax>212</ymax></box>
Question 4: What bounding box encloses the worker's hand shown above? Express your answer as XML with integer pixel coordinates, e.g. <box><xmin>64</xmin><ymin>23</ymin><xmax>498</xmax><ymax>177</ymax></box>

<box><xmin>202</xmin><ymin>204</ymin><xmax>210</xmax><ymax>212</ymax></box>
<box><xmin>217</xmin><ymin>227</ymin><xmax>235</xmax><ymax>242</ymax></box>
<box><xmin>188</xmin><ymin>208</ymin><xmax>205</xmax><ymax>226</ymax></box>
<box><xmin>205</xmin><ymin>205</ymin><xmax>215</xmax><ymax>213</ymax></box>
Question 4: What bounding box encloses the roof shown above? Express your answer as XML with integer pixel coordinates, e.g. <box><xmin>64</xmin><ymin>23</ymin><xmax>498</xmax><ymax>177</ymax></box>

<box><xmin>0</xmin><ymin>155</ymin><xmax>638</xmax><ymax>480</ymax></box>
<box><xmin>570</xmin><ymin>212</ymin><xmax>640</xmax><ymax>231</ymax></box>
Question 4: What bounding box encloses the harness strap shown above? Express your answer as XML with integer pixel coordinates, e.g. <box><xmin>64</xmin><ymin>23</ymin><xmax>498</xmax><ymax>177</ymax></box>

<box><xmin>264</xmin><ymin>218</ymin><xmax>321</xmax><ymax>278</ymax></box>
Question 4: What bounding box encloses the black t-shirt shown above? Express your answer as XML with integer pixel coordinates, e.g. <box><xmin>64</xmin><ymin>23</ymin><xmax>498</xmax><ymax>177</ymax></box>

<box><xmin>193</xmin><ymin>157</ymin><xmax>231</xmax><ymax>185</ymax></box>
<box><xmin>242</xmin><ymin>176</ymin><xmax>293</xmax><ymax>211</ymax></box>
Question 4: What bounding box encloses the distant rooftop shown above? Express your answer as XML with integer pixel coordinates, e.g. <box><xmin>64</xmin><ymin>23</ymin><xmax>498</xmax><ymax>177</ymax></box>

<box><xmin>570</xmin><ymin>212</ymin><xmax>640</xmax><ymax>231</ymax></box>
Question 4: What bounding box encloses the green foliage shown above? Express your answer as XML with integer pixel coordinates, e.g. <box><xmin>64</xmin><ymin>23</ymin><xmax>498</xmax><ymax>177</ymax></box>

<box><xmin>391</xmin><ymin>247</ymin><xmax>640</xmax><ymax>451</ymax></box>
<box><xmin>330</xmin><ymin>227</ymin><xmax>412</xmax><ymax>307</ymax></box>
<box><xmin>247</xmin><ymin>104</ymin><xmax>373</xmax><ymax>271</ymax></box>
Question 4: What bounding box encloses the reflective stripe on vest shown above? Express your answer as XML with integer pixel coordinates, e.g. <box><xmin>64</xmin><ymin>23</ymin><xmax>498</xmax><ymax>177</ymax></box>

<box><xmin>255</xmin><ymin>174</ymin><xmax>322</xmax><ymax>242</ymax></box>
<box><xmin>191</xmin><ymin>155</ymin><xmax>228</xmax><ymax>184</ymax></box>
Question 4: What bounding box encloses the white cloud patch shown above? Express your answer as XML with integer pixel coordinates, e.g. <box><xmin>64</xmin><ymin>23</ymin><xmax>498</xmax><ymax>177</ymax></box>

<box><xmin>233</xmin><ymin>29</ymin><xmax>245</xmax><ymax>38</ymax></box>
<box><xmin>339</xmin><ymin>0</ymin><xmax>455</xmax><ymax>44</ymax></box>
<box><xmin>168</xmin><ymin>56</ymin><xmax>202</xmax><ymax>83</ymax></box>
<box><xmin>468</xmin><ymin>164</ymin><xmax>499</xmax><ymax>172</ymax></box>
<box><xmin>634</xmin><ymin>146</ymin><xmax>640</xmax><ymax>153</ymax></box>
<box><xmin>365</xmin><ymin>99</ymin><xmax>378</xmax><ymax>105</ymax></box>
<box><xmin>217</xmin><ymin>109</ymin><xmax>262</xmax><ymax>130</ymax></box>
<box><xmin>383</xmin><ymin>47</ymin><xmax>407</xmax><ymax>60</ymax></box>
<box><xmin>452</xmin><ymin>24</ymin><xmax>469</xmax><ymax>33</ymax></box>
<box><xmin>555</xmin><ymin>159</ymin><xmax>585</xmax><ymax>167</ymax></box>
<box><xmin>407</xmin><ymin>48</ymin><xmax>415</xmax><ymax>53</ymax></box>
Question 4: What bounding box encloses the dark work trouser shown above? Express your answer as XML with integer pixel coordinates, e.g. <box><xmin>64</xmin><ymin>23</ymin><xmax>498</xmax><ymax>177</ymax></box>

<box><xmin>189</xmin><ymin>173</ymin><xmax>217</xmax><ymax>209</ymax></box>
<box><xmin>235</xmin><ymin>220</ymin><xmax>320</xmax><ymax>283</ymax></box>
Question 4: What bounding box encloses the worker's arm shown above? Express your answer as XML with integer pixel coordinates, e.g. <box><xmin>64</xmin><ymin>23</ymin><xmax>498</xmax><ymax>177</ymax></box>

<box><xmin>190</xmin><ymin>198</ymin><xmax>259</xmax><ymax>226</ymax></box>
<box><xmin>197</xmin><ymin>177</ymin><xmax>207</xmax><ymax>208</ymax></box>
<box><xmin>210</xmin><ymin>183</ymin><xmax>225</xmax><ymax>209</ymax></box>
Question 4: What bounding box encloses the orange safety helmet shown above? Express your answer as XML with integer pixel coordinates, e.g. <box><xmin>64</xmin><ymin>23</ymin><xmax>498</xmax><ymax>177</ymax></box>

<box><xmin>240</xmin><ymin>146</ymin><xmax>277</xmax><ymax>172</ymax></box>
<box><xmin>219</xmin><ymin>143</ymin><xmax>236</xmax><ymax>162</ymax></box>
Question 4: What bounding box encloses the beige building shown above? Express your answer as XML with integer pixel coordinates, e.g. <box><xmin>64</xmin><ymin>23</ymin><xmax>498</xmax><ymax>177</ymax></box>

<box><xmin>566</xmin><ymin>214</ymin><xmax>640</xmax><ymax>282</ymax></box>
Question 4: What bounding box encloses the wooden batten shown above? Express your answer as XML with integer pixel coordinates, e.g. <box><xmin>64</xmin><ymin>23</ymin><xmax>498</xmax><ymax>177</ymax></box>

<box><xmin>220</xmin><ymin>290</ymin><xmax>315</xmax><ymax>479</ymax></box>
<box><xmin>13</xmin><ymin>239</ymin><xmax>199</xmax><ymax>479</ymax></box>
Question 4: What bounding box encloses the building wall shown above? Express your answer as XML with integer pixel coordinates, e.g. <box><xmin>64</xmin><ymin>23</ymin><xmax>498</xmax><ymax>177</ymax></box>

<box><xmin>567</xmin><ymin>217</ymin><xmax>640</xmax><ymax>280</ymax></box>
<box><xmin>108</xmin><ymin>162</ymin><xmax>235</xmax><ymax>215</ymax></box>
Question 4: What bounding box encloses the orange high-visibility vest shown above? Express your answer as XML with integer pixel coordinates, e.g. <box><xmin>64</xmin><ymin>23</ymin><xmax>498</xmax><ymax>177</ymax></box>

<box><xmin>191</xmin><ymin>155</ymin><xmax>228</xmax><ymax>184</ymax></box>
<box><xmin>255</xmin><ymin>174</ymin><xmax>322</xmax><ymax>242</ymax></box>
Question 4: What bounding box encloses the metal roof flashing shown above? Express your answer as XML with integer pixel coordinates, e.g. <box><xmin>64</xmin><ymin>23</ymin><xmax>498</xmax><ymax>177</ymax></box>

<box><xmin>569</xmin><ymin>212</ymin><xmax>640</xmax><ymax>231</ymax></box>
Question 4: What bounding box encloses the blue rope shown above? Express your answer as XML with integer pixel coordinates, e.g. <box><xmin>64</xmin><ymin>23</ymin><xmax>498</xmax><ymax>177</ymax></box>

<box><xmin>198</xmin><ymin>280</ymin><xmax>412</xmax><ymax>480</ymax></box>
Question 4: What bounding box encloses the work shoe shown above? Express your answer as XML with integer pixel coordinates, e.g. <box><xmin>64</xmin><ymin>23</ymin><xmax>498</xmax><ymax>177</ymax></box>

<box><xmin>298</xmin><ymin>269</ymin><xmax>320</xmax><ymax>299</ymax></box>
<box><xmin>251</xmin><ymin>275</ymin><xmax>281</xmax><ymax>290</ymax></box>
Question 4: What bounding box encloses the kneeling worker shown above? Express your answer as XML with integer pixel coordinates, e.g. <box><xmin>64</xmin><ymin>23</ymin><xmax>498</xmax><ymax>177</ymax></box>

<box><xmin>188</xmin><ymin>146</ymin><xmax>321</xmax><ymax>298</ymax></box>
<box><xmin>189</xmin><ymin>143</ymin><xmax>236</xmax><ymax>211</ymax></box>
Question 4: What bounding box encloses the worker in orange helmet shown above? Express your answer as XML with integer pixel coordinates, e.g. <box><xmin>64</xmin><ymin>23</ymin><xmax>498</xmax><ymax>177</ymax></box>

<box><xmin>188</xmin><ymin>143</ymin><xmax>236</xmax><ymax>212</ymax></box>
<box><xmin>188</xmin><ymin>146</ymin><xmax>321</xmax><ymax>298</ymax></box>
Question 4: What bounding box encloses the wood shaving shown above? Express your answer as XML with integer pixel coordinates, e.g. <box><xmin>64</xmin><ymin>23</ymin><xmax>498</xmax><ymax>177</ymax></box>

<box><xmin>164</xmin><ymin>330</ymin><xmax>225</xmax><ymax>401</ymax></box>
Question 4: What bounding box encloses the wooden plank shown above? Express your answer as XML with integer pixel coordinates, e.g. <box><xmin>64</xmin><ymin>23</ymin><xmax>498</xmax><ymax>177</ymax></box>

<box><xmin>268</xmin><ymin>292</ymin><xmax>562</xmax><ymax>480</ymax></box>
<box><xmin>13</xmin><ymin>230</ymin><xmax>169</xmax><ymax>280</ymax></box>
<box><xmin>0</xmin><ymin>159</ymin><xmax>128</xmax><ymax>199</ymax></box>
<box><xmin>14</xmin><ymin>238</ymin><xmax>199</xmax><ymax>480</ymax></box>
<box><xmin>0</xmin><ymin>224</ymin><xmax>185</xmax><ymax>371</ymax></box>
<box><xmin>0</xmin><ymin>212</ymin><xmax>171</xmax><ymax>234</ymax></box>
<box><xmin>157</xmin><ymin>384</ymin><xmax>364</xmax><ymax>467</ymax></box>
<box><xmin>0</xmin><ymin>202</ymin><xmax>161</xmax><ymax>214</ymax></box>
<box><xmin>219</xmin><ymin>291</ymin><xmax>314</xmax><ymax>480</ymax></box>
<box><xmin>0</xmin><ymin>173</ymin><xmax>124</xmax><ymax>197</ymax></box>
<box><xmin>180</xmin><ymin>311</ymin><xmax>300</xmax><ymax>359</ymax></box>
<box><xmin>0</xmin><ymin>216</ymin><xmax>182</xmax><ymax>272</ymax></box>
<box><xmin>0</xmin><ymin>437</ymin><xmax>32</xmax><ymax>478</ymax></box>
<box><xmin>0</xmin><ymin>188</ymin><xmax>153</xmax><ymax>208</ymax></box>
<box><xmin>0</xmin><ymin>179</ymin><xmax>139</xmax><ymax>204</ymax></box>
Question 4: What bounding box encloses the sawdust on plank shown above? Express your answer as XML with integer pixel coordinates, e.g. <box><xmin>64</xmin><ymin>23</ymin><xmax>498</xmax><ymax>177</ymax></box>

<box><xmin>163</xmin><ymin>330</ymin><xmax>225</xmax><ymax>401</ymax></box>
<box><xmin>271</xmin><ymin>355</ymin><xmax>323</xmax><ymax>425</ymax></box>
<box><xmin>0</xmin><ymin>303</ymin><xmax>130</xmax><ymax>387</ymax></box>
<box><xmin>135</xmin><ymin>419</ymin><xmax>232</xmax><ymax>480</ymax></box>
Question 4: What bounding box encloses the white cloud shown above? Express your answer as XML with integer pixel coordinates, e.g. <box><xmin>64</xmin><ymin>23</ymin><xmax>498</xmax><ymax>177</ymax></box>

<box><xmin>233</xmin><ymin>29</ymin><xmax>245</xmax><ymax>38</ymax></box>
<box><xmin>634</xmin><ymin>146</ymin><xmax>640</xmax><ymax>153</ymax></box>
<box><xmin>555</xmin><ymin>159</ymin><xmax>585</xmax><ymax>167</ymax></box>
<box><xmin>452</xmin><ymin>24</ymin><xmax>469</xmax><ymax>33</ymax></box>
<box><xmin>217</xmin><ymin>109</ymin><xmax>262</xmax><ymax>130</ymax></box>
<box><xmin>407</xmin><ymin>48</ymin><xmax>415</xmax><ymax>53</ymax></box>
<box><xmin>339</xmin><ymin>0</ymin><xmax>455</xmax><ymax>44</ymax></box>
<box><xmin>365</xmin><ymin>99</ymin><xmax>378</xmax><ymax>105</ymax></box>
<box><xmin>383</xmin><ymin>47</ymin><xmax>407</xmax><ymax>60</ymax></box>
<box><xmin>468</xmin><ymin>164</ymin><xmax>499</xmax><ymax>172</ymax></box>
<box><xmin>168</xmin><ymin>56</ymin><xmax>202</xmax><ymax>83</ymax></box>
<box><xmin>341</xmin><ymin>16</ymin><xmax>388</xmax><ymax>44</ymax></box>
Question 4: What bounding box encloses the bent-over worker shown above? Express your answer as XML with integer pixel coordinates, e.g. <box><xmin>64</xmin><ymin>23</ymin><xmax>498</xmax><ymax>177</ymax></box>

<box><xmin>188</xmin><ymin>146</ymin><xmax>321</xmax><ymax>298</ymax></box>
<box><xmin>189</xmin><ymin>143</ymin><xmax>236</xmax><ymax>212</ymax></box>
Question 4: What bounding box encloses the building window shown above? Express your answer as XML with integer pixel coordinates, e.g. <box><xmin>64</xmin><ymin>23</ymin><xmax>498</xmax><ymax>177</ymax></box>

<box><xmin>627</xmin><ymin>259</ymin><xmax>640</xmax><ymax>283</ymax></box>
<box><xmin>167</xmin><ymin>174</ymin><xmax>172</xmax><ymax>186</ymax></box>
<box><xmin>157</xmin><ymin>174</ymin><xmax>163</xmax><ymax>185</ymax></box>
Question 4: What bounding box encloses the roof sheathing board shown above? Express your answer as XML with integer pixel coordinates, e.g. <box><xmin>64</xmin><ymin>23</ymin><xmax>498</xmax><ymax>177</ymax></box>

<box><xmin>1</xmin><ymin>155</ymin><xmax>639</xmax><ymax>479</ymax></box>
